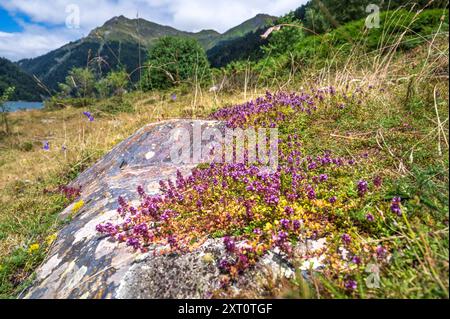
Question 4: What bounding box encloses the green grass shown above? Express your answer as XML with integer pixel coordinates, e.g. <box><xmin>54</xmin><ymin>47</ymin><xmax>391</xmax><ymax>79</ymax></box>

<box><xmin>0</xmin><ymin>175</ymin><xmax>73</xmax><ymax>298</ymax></box>
<box><xmin>274</xmin><ymin>77</ymin><xmax>449</xmax><ymax>299</ymax></box>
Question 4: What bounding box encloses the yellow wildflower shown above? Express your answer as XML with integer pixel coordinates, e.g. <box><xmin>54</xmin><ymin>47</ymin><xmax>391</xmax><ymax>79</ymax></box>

<box><xmin>28</xmin><ymin>243</ymin><xmax>40</xmax><ymax>254</ymax></box>
<box><xmin>72</xmin><ymin>200</ymin><xmax>85</xmax><ymax>214</ymax></box>
<box><xmin>264</xmin><ymin>222</ymin><xmax>273</xmax><ymax>232</ymax></box>
<box><xmin>46</xmin><ymin>233</ymin><xmax>58</xmax><ymax>245</ymax></box>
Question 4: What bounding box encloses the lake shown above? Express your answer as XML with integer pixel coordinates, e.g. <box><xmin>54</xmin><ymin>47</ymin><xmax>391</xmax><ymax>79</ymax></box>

<box><xmin>2</xmin><ymin>101</ymin><xmax>44</xmax><ymax>112</ymax></box>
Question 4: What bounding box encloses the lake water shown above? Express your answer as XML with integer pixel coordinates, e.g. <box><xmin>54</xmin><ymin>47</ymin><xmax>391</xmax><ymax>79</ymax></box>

<box><xmin>3</xmin><ymin>101</ymin><xmax>44</xmax><ymax>112</ymax></box>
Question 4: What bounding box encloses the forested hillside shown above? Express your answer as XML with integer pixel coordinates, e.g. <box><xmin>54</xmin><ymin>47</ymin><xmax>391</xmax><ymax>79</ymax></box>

<box><xmin>0</xmin><ymin>58</ymin><xmax>43</xmax><ymax>101</ymax></box>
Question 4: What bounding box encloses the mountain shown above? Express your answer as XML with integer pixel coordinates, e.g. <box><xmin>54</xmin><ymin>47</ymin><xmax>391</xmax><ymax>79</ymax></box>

<box><xmin>208</xmin><ymin>14</ymin><xmax>276</xmax><ymax>48</ymax></box>
<box><xmin>88</xmin><ymin>15</ymin><xmax>221</xmax><ymax>48</ymax></box>
<box><xmin>17</xmin><ymin>14</ymin><xmax>276</xmax><ymax>92</ymax></box>
<box><xmin>0</xmin><ymin>57</ymin><xmax>44</xmax><ymax>101</ymax></box>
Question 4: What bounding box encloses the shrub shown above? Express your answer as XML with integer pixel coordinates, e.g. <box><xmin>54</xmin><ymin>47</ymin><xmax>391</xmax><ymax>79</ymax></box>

<box><xmin>96</xmin><ymin>96</ymin><xmax>134</xmax><ymax>114</ymax></box>
<box><xmin>0</xmin><ymin>86</ymin><xmax>15</xmax><ymax>134</ymax></box>
<box><xmin>95</xmin><ymin>69</ymin><xmax>129</xmax><ymax>98</ymax></box>
<box><xmin>44</xmin><ymin>96</ymin><xmax>96</xmax><ymax>110</ymax></box>
<box><xmin>58</xmin><ymin>67</ymin><xmax>96</xmax><ymax>99</ymax></box>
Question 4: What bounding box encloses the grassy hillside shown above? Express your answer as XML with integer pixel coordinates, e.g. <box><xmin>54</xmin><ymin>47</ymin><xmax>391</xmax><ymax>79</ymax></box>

<box><xmin>217</xmin><ymin>9</ymin><xmax>448</xmax><ymax>90</ymax></box>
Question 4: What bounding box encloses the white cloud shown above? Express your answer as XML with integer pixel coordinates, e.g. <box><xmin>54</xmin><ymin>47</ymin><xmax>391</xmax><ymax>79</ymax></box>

<box><xmin>0</xmin><ymin>24</ymin><xmax>78</xmax><ymax>61</ymax></box>
<box><xmin>0</xmin><ymin>0</ymin><xmax>307</xmax><ymax>61</ymax></box>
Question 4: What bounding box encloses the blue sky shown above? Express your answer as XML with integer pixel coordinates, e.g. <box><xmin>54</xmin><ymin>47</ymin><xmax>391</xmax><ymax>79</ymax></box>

<box><xmin>0</xmin><ymin>0</ymin><xmax>306</xmax><ymax>61</ymax></box>
<box><xmin>0</xmin><ymin>7</ymin><xmax>21</xmax><ymax>32</ymax></box>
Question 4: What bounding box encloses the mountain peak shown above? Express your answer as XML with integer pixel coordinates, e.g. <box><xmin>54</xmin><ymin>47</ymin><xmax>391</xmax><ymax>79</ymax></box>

<box><xmin>103</xmin><ymin>15</ymin><xmax>129</xmax><ymax>26</ymax></box>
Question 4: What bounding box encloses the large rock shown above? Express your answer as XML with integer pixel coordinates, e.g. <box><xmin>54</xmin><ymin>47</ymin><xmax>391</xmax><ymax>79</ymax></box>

<box><xmin>23</xmin><ymin>119</ymin><xmax>323</xmax><ymax>299</ymax></box>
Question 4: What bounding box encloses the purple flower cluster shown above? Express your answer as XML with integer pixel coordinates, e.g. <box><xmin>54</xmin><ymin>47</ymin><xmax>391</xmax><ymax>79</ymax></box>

<box><xmin>83</xmin><ymin>111</ymin><xmax>94</xmax><ymax>122</ymax></box>
<box><xmin>223</xmin><ymin>236</ymin><xmax>236</xmax><ymax>252</ymax></box>
<box><xmin>390</xmin><ymin>197</ymin><xmax>402</xmax><ymax>216</ymax></box>
<box><xmin>58</xmin><ymin>185</ymin><xmax>82</xmax><ymax>200</ymax></box>
<box><xmin>345</xmin><ymin>279</ymin><xmax>357</xmax><ymax>290</ymax></box>
<box><xmin>373</xmin><ymin>176</ymin><xmax>382</xmax><ymax>188</ymax></box>
<box><xmin>210</xmin><ymin>89</ymin><xmax>341</xmax><ymax>128</ymax></box>
<box><xmin>357</xmin><ymin>180</ymin><xmax>368</xmax><ymax>197</ymax></box>
<box><xmin>342</xmin><ymin>233</ymin><xmax>351</xmax><ymax>245</ymax></box>
<box><xmin>96</xmin><ymin>139</ymin><xmax>365</xmax><ymax>254</ymax></box>
<box><xmin>42</xmin><ymin>141</ymin><xmax>50</xmax><ymax>151</ymax></box>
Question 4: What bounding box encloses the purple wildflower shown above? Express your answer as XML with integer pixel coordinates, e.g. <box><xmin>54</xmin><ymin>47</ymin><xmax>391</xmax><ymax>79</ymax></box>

<box><xmin>284</xmin><ymin>206</ymin><xmax>294</xmax><ymax>215</ymax></box>
<box><xmin>137</xmin><ymin>185</ymin><xmax>146</xmax><ymax>197</ymax></box>
<box><xmin>390</xmin><ymin>197</ymin><xmax>402</xmax><ymax>216</ymax></box>
<box><xmin>118</xmin><ymin>196</ymin><xmax>128</xmax><ymax>208</ymax></box>
<box><xmin>376</xmin><ymin>245</ymin><xmax>387</xmax><ymax>259</ymax></box>
<box><xmin>167</xmin><ymin>235</ymin><xmax>177</xmax><ymax>248</ymax></box>
<box><xmin>276</xmin><ymin>231</ymin><xmax>288</xmax><ymax>245</ymax></box>
<box><xmin>308</xmin><ymin>162</ymin><xmax>317</xmax><ymax>170</ymax></box>
<box><xmin>373</xmin><ymin>176</ymin><xmax>382</xmax><ymax>188</ymax></box>
<box><xmin>253</xmin><ymin>228</ymin><xmax>262</xmax><ymax>235</ymax></box>
<box><xmin>345</xmin><ymin>279</ymin><xmax>357</xmax><ymax>290</ymax></box>
<box><xmin>342</xmin><ymin>233</ymin><xmax>351</xmax><ymax>245</ymax></box>
<box><xmin>126</xmin><ymin>237</ymin><xmax>140</xmax><ymax>250</ymax></box>
<box><xmin>280</xmin><ymin>219</ymin><xmax>290</xmax><ymax>229</ymax></box>
<box><xmin>223</xmin><ymin>236</ymin><xmax>236</xmax><ymax>253</ymax></box>
<box><xmin>306</xmin><ymin>186</ymin><xmax>316</xmax><ymax>200</ymax></box>
<box><xmin>357</xmin><ymin>180</ymin><xmax>368</xmax><ymax>197</ymax></box>
<box><xmin>218</xmin><ymin>259</ymin><xmax>230</xmax><ymax>271</ymax></box>
<box><xmin>366</xmin><ymin>213</ymin><xmax>375</xmax><ymax>222</ymax></box>
<box><xmin>83</xmin><ymin>111</ymin><xmax>94</xmax><ymax>122</ymax></box>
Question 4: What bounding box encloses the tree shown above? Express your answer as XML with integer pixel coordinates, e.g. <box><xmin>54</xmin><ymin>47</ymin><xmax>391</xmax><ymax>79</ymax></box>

<box><xmin>143</xmin><ymin>36</ymin><xmax>211</xmax><ymax>90</ymax></box>
<box><xmin>262</xmin><ymin>12</ymin><xmax>305</xmax><ymax>56</ymax></box>
<box><xmin>59</xmin><ymin>67</ymin><xmax>95</xmax><ymax>98</ymax></box>
<box><xmin>0</xmin><ymin>86</ymin><xmax>15</xmax><ymax>135</ymax></box>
